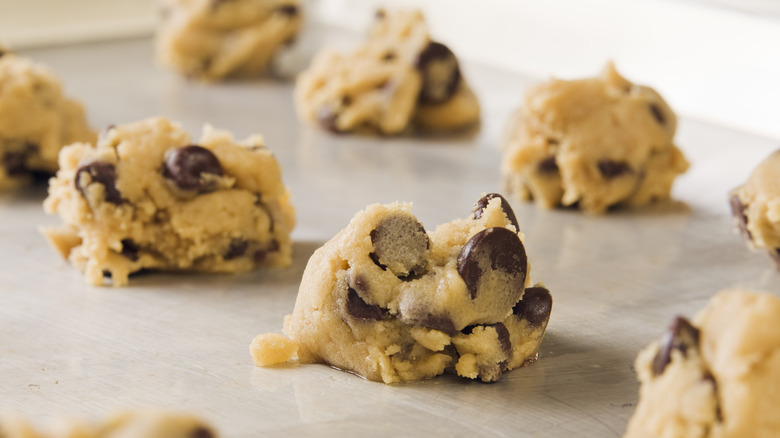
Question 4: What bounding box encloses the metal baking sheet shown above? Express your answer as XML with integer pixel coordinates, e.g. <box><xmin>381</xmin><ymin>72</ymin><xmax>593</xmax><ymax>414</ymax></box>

<box><xmin>2</xmin><ymin>35</ymin><xmax>779</xmax><ymax>437</ymax></box>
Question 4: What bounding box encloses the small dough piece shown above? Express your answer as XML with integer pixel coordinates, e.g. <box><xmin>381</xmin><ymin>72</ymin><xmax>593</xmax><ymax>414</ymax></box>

<box><xmin>625</xmin><ymin>290</ymin><xmax>780</xmax><ymax>438</ymax></box>
<box><xmin>156</xmin><ymin>0</ymin><xmax>302</xmax><ymax>81</ymax></box>
<box><xmin>729</xmin><ymin>150</ymin><xmax>780</xmax><ymax>268</ymax></box>
<box><xmin>295</xmin><ymin>9</ymin><xmax>480</xmax><ymax>135</ymax></box>
<box><xmin>0</xmin><ymin>49</ymin><xmax>95</xmax><ymax>189</ymax></box>
<box><xmin>502</xmin><ymin>63</ymin><xmax>689</xmax><ymax>214</ymax></box>
<box><xmin>0</xmin><ymin>411</ymin><xmax>218</xmax><ymax>438</ymax></box>
<box><xmin>43</xmin><ymin>117</ymin><xmax>295</xmax><ymax>286</ymax></box>
<box><xmin>251</xmin><ymin>193</ymin><xmax>552</xmax><ymax>383</ymax></box>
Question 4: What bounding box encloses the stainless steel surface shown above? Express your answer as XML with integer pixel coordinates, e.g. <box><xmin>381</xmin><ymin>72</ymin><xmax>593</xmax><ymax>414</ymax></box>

<box><xmin>2</xmin><ymin>37</ymin><xmax>779</xmax><ymax>437</ymax></box>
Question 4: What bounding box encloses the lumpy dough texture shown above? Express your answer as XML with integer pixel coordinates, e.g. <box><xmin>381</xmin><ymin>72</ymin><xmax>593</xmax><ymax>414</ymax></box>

<box><xmin>295</xmin><ymin>9</ymin><xmax>480</xmax><ymax>135</ymax></box>
<box><xmin>0</xmin><ymin>49</ymin><xmax>95</xmax><ymax>189</ymax></box>
<box><xmin>156</xmin><ymin>0</ymin><xmax>302</xmax><ymax>81</ymax></box>
<box><xmin>251</xmin><ymin>193</ymin><xmax>552</xmax><ymax>383</ymax></box>
<box><xmin>729</xmin><ymin>150</ymin><xmax>780</xmax><ymax>269</ymax></box>
<box><xmin>625</xmin><ymin>290</ymin><xmax>780</xmax><ymax>438</ymax></box>
<box><xmin>43</xmin><ymin>117</ymin><xmax>295</xmax><ymax>286</ymax></box>
<box><xmin>502</xmin><ymin>63</ymin><xmax>689</xmax><ymax>214</ymax></box>
<box><xmin>0</xmin><ymin>411</ymin><xmax>218</xmax><ymax>438</ymax></box>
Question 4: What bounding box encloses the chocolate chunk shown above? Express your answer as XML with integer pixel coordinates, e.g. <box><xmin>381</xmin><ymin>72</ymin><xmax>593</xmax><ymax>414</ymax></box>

<box><xmin>512</xmin><ymin>286</ymin><xmax>553</xmax><ymax>327</ymax></box>
<box><xmin>416</xmin><ymin>313</ymin><xmax>456</xmax><ymax>336</ymax></box>
<box><xmin>346</xmin><ymin>287</ymin><xmax>386</xmax><ymax>321</ymax></box>
<box><xmin>729</xmin><ymin>193</ymin><xmax>751</xmax><ymax>240</ymax></box>
<box><xmin>276</xmin><ymin>5</ymin><xmax>299</xmax><ymax>16</ymax></box>
<box><xmin>598</xmin><ymin>160</ymin><xmax>633</xmax><ymax>179</ymax></box>
<box><xmin>224</xmin><ymin>239</ymin><xmax>249</xmax><ymax>260</ymax></box>
<box><xmin>649</xmin><ymin>103</ymin><xmax>666</xmax><ymax>126</ymax></box>
<box><xmin>75</xmin><ymin>161</ymin><xmax>124</xmax><ymax>204</ymax></box>
<box><xmin>414</xmin><ymin>42</ymin><xmax>462</xmax><ymax>104</ymax></box>
<box><xmin>537</xmin><ymin>156</ymin><xmax>559</xmax><ymax>173</ymax></box>
<box><xmin>471</xmin><ymin>193</ymin><xmax>519</xmax><ymax>231</ymax></box>
<box><xmin>652</xmin><ymin>316</ymin><xmax>700</xmax><ymax>376</ymax></box>
<box><xmin>347</xmin><ymin>272</ymin><xmax>369</xmax><ymax>294</ymax></box>
<box><xmin>120</xmin><ymin>239</ymin><xmax>139</xmax><ymax>261</ymax></box>
<box><xmin>254</xmin><ymin>240</ymin><xmax>279</xmax><ymax>263</ymax></box>
<box><xmin>2</xmin><ymin>142</ymin><xmax>37</xmax><ymax>177</ymax></box>
<box><xmin>190</xmin><ymin>427</ymin><xmax>215</xmax><ymax>438</ymax></box>
<box><xmin>162</xmin><ymin>145</ymin><xmax>223</xmax><ymax>192</ymax></box>
<box><xmin>370</xmin><ymin>214</ymin><xmax>430</xmax><ymax>278</ymax></box>
<box><xmin>457</xmin><ymin>227</ymin><xmax>527</xmax><ymax>299</ymax></box>
<box><xmin>491</xmin><ymin>322</ymin><xmax>512</xmax><ymax>356</ymax></box>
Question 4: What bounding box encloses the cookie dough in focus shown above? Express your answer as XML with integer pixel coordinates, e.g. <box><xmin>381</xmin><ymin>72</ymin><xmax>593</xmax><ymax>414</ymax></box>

<box><xmin>502</xmin><ymin>63</ymin><xmax>689</xmax><ymax>214</ymax></box>
<box><xmin>625</xmin><ymin>290</ymin><xmax>780</xmax><ymax>438</ymax></box>
<box><xmin>43</xmin><ymin>117</ymin><xmax>295</xmax><ymax>286</ymax></box>
<box><xmin>729</xmin><ymin>150</ymin><xmax>780</xmax><ymax>269</ymax></box>
<box><xmin>295</xmin><ymin>9</ymin><xmax>480</xmax><ymax>135</ymax></box>
<box><xmin>156</xmin><ymin>0</ymin><xmax>302</xmax><ymax>81</ymax></box>
<box><xmin>0</xmin><ymin>411</ymin><xmax>218</xmax><ymax>438</ymax></box>
<box><xmin>251</xmin><ymin>193</ymin><xmax>552</xmax><ymax>383</ymax></box>
<box><xmin>0</xmin><ymin>49</ymin><xmax>95</xmax><ymax>189</ymax></box>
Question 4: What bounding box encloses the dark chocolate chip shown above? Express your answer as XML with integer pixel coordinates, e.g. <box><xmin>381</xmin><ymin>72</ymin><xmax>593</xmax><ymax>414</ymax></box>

<box><xmin>276</xmin><ymin>5</ymin><xmax>299</xmax><ymax>16</ymax></box>
<box><xmin>370</xmin><ymin>214</ymin><xmax>430</xmax><ymax>278</ymax></box>
<box><xmin>382</xmin><ymin>52</ymin><xmax>396</xmax><ymax>62</ymax></box>
<box><xmin>537</xmin><ymin>156</ymin><xmax>559</xmax><ymax>173</ymax></box>
<box><xmin>512</xmin><ymin>286</ymin><xmax>553</xmax><ymax>327</ymax></box>
<box><xmin>347</xmin><ymin>272</ymin><xmax>370</xmax><ymax>294</ymax></box>
<box><xmin>190</xmin><ymin>427</ymin><xmax>215</xmax><ymax>438</ymax></box>
<box><xmin>471</xmin><ymin>193</ymin><xmax>519</xmax><ymax>231</ymax></box>
<box><xmin>346</xmin><ymin>287</ymin><xmax>386</xmax><ymax>321</ymax></box>
<box><xmin>254</xmin><ymin>240</ymin><xmax>280</xmax><ymax>263</ymax></box>
<box><xmin>598</xmin><ymin>160</ymin><xmax>633</xmax><ymax>179</ymax></box>
<box><xmin>652</xmin><ymin>316</ymin><xmax>700</xmax><ymax>376</ymax></box>
<box><xmin>416</xmin><ymin>313</ymin><xmax>456</xmax><ymax>336</ymax></box>
<box><xmin>489</xmin><ymin>322</ymin><xmax>512</xmax><ymax>356</ymax></box>
<box><xmin>120</xmin><ymin>239</ymin><xmax>139</xmax><ymax>262</ymax></box>
<box><xmin>162</xmin><ymin>145</ymin><xmax>223</xmax><ymax>192</ymax></box>
<box><xmin>224</xmin><ymin>239</ymin><xmax>249</xmax><ymax>260</ymax></box>
<box><xmin>457</xmin><ymin>227</ymin><xmax>527</xmax><ymax>299</ymax></box>
<box><xmin>414</xmin><ymin>42</ymin><xmax>462</xmax><ymax>104</ymax></box>
<box><xmin>75</xmin><ymin>161</ymin><xmax>124</xmax><ymax>204</ymax></box>
<box><xmin>341</xmin><ymin>95</ymin><xmax>352</xmax><ymax>106</ymax></box>
<box><xmin>0</xmin><ymin>50</ymin><xmax>5</xmax><ymax>58</ymax></box>
<box><xmin>2</xmin><ymin>142</ymin><xmax>37</xmax><ymax>177</ymax></box>
<box><xmin>649</xmin><ymin>103</ymin><xmax>666</xmax><ymax>126</ymax></box>
<box><xmin>729</xmin><ymin>193</ymin><xmax>751</xmax><ymax>240</ymax></box>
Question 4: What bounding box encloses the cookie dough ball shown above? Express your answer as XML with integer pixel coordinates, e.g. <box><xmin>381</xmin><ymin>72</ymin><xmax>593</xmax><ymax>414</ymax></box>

<box><xmin>502</xmin><ymin>63</ymin><xmax>689</xmax><ymax>214</ymax></box>
<box><xmin>156</xmin><ymin>0</ymin><xmax>302</xmax><ymax>81</ymax></box>
<box><xmin>251</xmin><ymin>193</ymin><xmax>552</xmax><ymax>383</ymax></box>
<box><xmin>625</xmin><ymin>290</ymin><xmax>780</xmax><ymax>438</ymax></box>
<box><xmin>729</xmin><ymin>150</ymin><xmax>780</xmax><ymax>269</ymax></box>
<box><xmin>42</xmin><ymin>117</ymin><xmax>295</xmax><ymax>286</ymax></box>
<box><xmin>0</xmin><ymin>411</ymin><xmax>217</xmax><ymax>438</ymax></box>
<box><xmin>295</xmin><ymin>9</ymin><xmax>480</xmax><ymax>135</ymax></box>
<box><xmin>0</xmin><ymin>49</ymin><xmax>96</xmax><ymax>190</ymax></box>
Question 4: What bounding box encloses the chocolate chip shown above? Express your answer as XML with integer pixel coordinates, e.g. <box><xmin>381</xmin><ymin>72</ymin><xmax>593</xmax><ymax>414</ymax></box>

<box><xmin>120</xmin><ymin>239</ymin><xmax>139</xmax><ymax>261</ymax></box>
<box><xmin>347</xmin><ymin>272</ymin><xmax>369</xmax><ymax>294</ymax></box>
<box><xmin>2</xmin><ymin>142</ymin><xmax>37</xmax><ymax>177</ymax></box>
<box><xmin>490</xmin><ymin>322</ymin><xmax>512</xmax><ymax>356</ymax></box>
<box><xmin>254</xmin><ymin>240</ymin><xmax>279</xmax><ymax>263</ymax></box>
<box><xmin>769</xmin><ymin>249</ymin><xmax>780</xmax><ymax>270</ymax></box>
<box><xmin>75</xmin><ymin>161</ymin><xmax>124</xmax><ymax>204</ymax></box>
<box><xmin>341</xmin><ymin>95</ymin><xmax>352</xmax><ymax>106</ymax></box>
<box><xmin>457</xmin><ymin>227</ymin><xmax>527</xmax><ymax>299</ymax></box>
<box><xmin>416</xmin><ymin>313</ymin><xmax>456</xmax><ymax>336</ymax></box>
<box><xmin>375</xmin><ymin>9</ymin><xmax>386</xmax><ymax>20</ymax></box>
<box><xmin>162</xmin><ymin>145</ymin><xmax>223</xmax><ymax>192</ymax></box>
<box><xmin>224</xmin><ymin>239</ymin><xmax>249</xmax><ymax>260</ymax></box>
<box><xmin>538</xmin><ymin>156</ymin><xmax>559</xmax><ymax>173</ymax></box>
<box><xmin>414</xmin><ymin>42</ymin><xmax>462</xmax><ymax>104</ymax></box>
<box><xmin>652</xmin><ymin>316</ymin><xmax>700</xmax><ymax>376</ymax></box>
<box><xmin>382</xmin><ymin>52</ymin><xmax>396</xmax><ymax>62</ymax></box>
<box><xmin>649</xmin><ymin>103</ymin><xmax>666</xmax><ymax>125</ymax></box>
<box><xmin>471</xmin><ymin>193</ymin><xmax>519</xmax><ymax>231</ymax></box>
<box><xmin>512</xmin><ymin>286</ymin><xmax>553</xmax><ymax>327</ymax></box>
<box><xmin>729</xmin><ymin>193</ymin><xmax>751</xmax><ymax>240</ymax></box>
<box><xmin>190</xmin><ymin>427</ymin><xmax>215</xmax><ymax>438</ymax></box>
<box><xmin>0</xmin><ymin>50</ymin><xmax>5</xmax><ymax>58</ymax></box>
<box><xmin>276</xmin><ymin>5</ymin><xmax>299</xmax><ymax>16</ymax></box>
<box><xmin>598</xmin><ymin>160</ymin><xmax>633</xmax><ymax>179</ymax></box>
<box><xmin>316</xmin><ymin>107</ymin><xmax>342</xmax><ymax>133</ymax></box>
<box><xmin>346</xmin><ymin>287</ymin><xmax>386</xmax><ymax>321</ymax></box>
<box><xmin>370</xmin><ymin>214</ymin><xmax>430</xmax><ymax>278</ymax></box>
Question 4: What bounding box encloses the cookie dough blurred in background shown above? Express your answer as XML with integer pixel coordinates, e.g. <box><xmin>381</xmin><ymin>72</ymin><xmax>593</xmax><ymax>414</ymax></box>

<box><xmin>2</xmin><ymin>0</ymin><xmax>779</xmax><ymax>140</ymax></box>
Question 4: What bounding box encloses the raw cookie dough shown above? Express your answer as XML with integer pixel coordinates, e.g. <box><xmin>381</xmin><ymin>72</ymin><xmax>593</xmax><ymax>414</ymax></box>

<box><xmin>0</xmin><ymin>49</ymin><xmax>95</xmax><ymax>189</ymax></box>
<box><xmin>625</xmin><ymin>289</ymin><xmax>780</xmax><ymax>438</ymax></box>
<box><xmin>295</xmin><ymin>9</ymin><xmax>480</xmax><ymax>135</ymax></box>
<box><xmin>156</xmin><ymin>0</ymin><xmax>302</xmax><ymax>81</ymax></box>
<box><xmin>501</xmin><ymin>63</ymin><xmax>689</xmax><ymax>214</ymax></box>
<box><xmin>43</xmin><ymin>117</ymin><xmax>295</xmax><ymax>286</ymax></box>
<box><xmin>0</xmin><ymin>411</ymin><xmax>217</xmax><ymax>438</ymax></box>
<box><xmin>251</xmin><ymin>193</ymin><xmax>552</xmax><ymax>383</ymax></box>
<box><xmin>729</xmin><ymin>150</ymin><xmax>780</xmax><ymax>268</ymax></box>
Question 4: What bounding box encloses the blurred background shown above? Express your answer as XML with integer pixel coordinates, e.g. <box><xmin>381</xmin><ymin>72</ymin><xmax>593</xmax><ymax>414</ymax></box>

<box><xmin>1</xmin><ymin>0</ymin><xmax>779</xmax><ymax>140</ymax></box>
